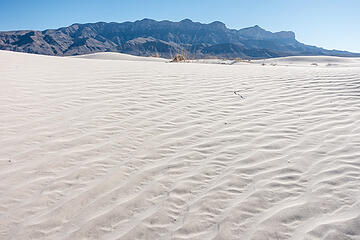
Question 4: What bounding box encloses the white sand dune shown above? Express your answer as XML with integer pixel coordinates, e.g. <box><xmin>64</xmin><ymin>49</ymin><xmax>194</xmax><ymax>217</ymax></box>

<box><xmin>73</xmin><ymin>52</ymin><xmax>168</xmax><ymax>62</ymax></box>
<box><xmin>1</xmin><ymin>50</ymin><xmax>360</xmax><ymax>240</ymax></box>
<box><xmin>254</xmin><ymin>56</ymin><xmax>360</xmax><ymax>67</ymax></box>
<box><xmin>188</xmin><ymin>55</ymin><xmax>360</xmax><ymax>68</ymax></box>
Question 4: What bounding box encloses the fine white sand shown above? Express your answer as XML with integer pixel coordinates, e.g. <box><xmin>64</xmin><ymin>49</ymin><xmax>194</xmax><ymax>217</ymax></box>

<box><xmin>73</xmin><ymin>52</ymin><xmax>168</xmax><ymax>62</ymax></box>
<box><xmin>254</xmin><ymin>56</ymin><xmax>360</xmax><ymax>68</ymax></box>
<box><xmin>1</xmin><ymin>50</ymin><xmax>360</xmax><ymax>240</ymax></box>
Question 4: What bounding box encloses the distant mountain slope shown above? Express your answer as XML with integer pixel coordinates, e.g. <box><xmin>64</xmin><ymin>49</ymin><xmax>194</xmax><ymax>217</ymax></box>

<box><xmin>0</xmin><ymin>19</ymin><xmax>359</xmax><ymax>59</ymax></box>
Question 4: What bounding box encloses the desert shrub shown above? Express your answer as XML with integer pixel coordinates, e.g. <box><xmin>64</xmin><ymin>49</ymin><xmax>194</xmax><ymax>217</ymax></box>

<box><xmin>153</xmin><ymin>52</ymin><xmax>160</xmax><ymax>58</ymax></box>
<box><xmin>171</xmin><ymin>54</ymin><xmax>187</xmax><ymax>62</ymax></box>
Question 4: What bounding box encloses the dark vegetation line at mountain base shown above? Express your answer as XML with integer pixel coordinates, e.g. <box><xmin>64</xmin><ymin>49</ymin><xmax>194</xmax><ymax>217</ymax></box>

<box><xmin>0</xmin><ymin>18</ymin><xmax>359</xmax><ymax>59</ymax></box>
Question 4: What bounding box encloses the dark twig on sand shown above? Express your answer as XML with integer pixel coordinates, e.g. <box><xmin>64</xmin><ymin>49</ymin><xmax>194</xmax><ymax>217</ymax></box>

<box><xmin>233</xmin><ymin>91</ymin><xmax>244</xmax><ymax>99</ymax></box>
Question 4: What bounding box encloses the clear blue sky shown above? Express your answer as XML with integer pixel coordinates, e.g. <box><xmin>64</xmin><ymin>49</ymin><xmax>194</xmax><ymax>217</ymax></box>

<box><xmin>1</xmin><ymin>0</ymin><xmax>359</xmax><ymax>52</ymax></box>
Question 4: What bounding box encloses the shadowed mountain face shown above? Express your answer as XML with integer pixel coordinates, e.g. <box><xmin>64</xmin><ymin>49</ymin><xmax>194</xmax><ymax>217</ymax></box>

<box><xmin>0</xmin><ymin>19</ymin><xmax>359</xmax><ymax>59</ymax></box>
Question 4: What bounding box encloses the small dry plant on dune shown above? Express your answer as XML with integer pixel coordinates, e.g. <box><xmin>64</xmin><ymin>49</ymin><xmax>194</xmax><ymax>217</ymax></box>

<box><xmin>152</xmin><ymin>52</ymin><xmax>161</xmax><ymax>58</ymax></box>
<box><xmin>171</xmin><ymin>54</ymin><xmax>187</xmax><ymax>62</ymax></box>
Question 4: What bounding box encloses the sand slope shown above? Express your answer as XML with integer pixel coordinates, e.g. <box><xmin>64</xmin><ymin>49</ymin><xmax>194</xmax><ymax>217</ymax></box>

<box><xmin>73</xmin><ymin>52</ymin><xmax>168</xmax><ymax>62</ymax></box>
<box><xmin>255</xmin><ymin>56</ymin><xmax>360</xmax><ymax>67</ymax></box>
<box><xmin>1</xmin><ymin>50</ymin><xmax>360</xmax><ymax>240</ymax></box>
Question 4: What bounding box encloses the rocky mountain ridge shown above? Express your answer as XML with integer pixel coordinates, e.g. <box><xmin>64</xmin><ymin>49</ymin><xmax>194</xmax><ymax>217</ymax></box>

<box><xmin>0</xmin><ymin>19</ymin><xmax>358</xmax><ymax>59</ymax></box>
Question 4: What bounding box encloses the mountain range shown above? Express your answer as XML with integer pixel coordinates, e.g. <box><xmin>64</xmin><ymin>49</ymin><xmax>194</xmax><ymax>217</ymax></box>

<box><xmin>0</xmin><ymin>19</ymin><xmax>359</xmax><ymax>59</ymax></box>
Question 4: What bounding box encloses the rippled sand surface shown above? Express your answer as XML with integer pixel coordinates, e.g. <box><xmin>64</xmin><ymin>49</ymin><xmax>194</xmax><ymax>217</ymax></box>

<box><xmin>1</xmin><ymin>51</ymin><xmax>360</xmax><ymax>240</ymax></box>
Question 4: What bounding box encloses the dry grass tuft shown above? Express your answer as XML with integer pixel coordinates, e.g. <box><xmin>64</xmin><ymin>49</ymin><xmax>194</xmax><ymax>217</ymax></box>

<box><xmin>171</xmin><ymin>54</ymin><xmax>187</xmax><ymax>62</ymax></box>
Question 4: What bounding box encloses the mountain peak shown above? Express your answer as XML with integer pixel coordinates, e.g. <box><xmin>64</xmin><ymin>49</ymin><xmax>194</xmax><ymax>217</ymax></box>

<box><xmin>180</xmin><ymin>19</ymin><xmax>193</xmax><ymax>23</ymax></box>
<box><xmin>209</xmin><ymin>21</ymin><xmax>227</xmax><ymax>30</ymax></box>
<box><xmin>243</xmin><ymin>25</ymin><xmax>265</xmax><ymax>31</ymax></box>
<box><xmin>139</xmin><ymin>18</ymin><xmax>156</xmax><ymax>23</ymax></box>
